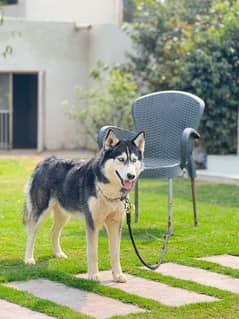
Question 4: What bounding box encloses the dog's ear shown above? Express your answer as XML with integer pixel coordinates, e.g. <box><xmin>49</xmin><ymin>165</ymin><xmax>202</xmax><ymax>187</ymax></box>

<box><xmin>132</xmin><ymin>131</ymin><xmax>145</xmax><ymax>153</ymax></box>
<box><xmin>104</xmin><ymin>129</ymin><xmax>120</xmax><ymax>150</ymax></box>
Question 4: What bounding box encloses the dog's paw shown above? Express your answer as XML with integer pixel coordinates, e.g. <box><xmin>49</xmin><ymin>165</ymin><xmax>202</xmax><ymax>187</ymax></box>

<box><xmin>88</xmin><ymin>273</ymin><xmax>100</xmax><ymax>281</ymax></box>
<box><xmin>55</xmin><ymin>251</ymin><xmax>68</xmax><ymax>259</ymax></box>
<box><xmin>24</xmin><ymin>257</ymin><xmax>36</xmax><ymax>265</ymax></box>
<box><xmin>113</xmin><ymin>272</ymin><xmax>127</xmax><ymax>283</ymax></box>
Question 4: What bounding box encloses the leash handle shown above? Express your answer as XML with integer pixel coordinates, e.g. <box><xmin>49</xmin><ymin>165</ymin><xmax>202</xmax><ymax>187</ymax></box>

<box><xmin>126</xmin><ymin>208</ymin><xmax>171</xmax><ymax>270</ymax></box>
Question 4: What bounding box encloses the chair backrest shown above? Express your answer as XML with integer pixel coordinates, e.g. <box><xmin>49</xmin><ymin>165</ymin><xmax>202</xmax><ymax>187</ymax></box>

<box><xmin>132</xmin><ymin>91</ymin><xmax>205</xmax><ymax>161</ymax></box>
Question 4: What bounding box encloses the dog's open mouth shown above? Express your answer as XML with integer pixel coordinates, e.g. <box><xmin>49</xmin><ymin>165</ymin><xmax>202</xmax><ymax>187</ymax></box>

<box><xmin>116</xmin><ymin>171</ymin><xmax>134</xmax><ymax>191</ymax></box>
<box><xmin>122</xmin><ymin>180</ymin><xmax>133</xmax><ymax>191</ymax></box>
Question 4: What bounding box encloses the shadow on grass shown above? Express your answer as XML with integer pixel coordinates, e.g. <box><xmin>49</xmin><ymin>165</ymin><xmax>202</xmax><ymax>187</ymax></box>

<box><xmin>138</xmin><ymin>179</ymin><xmax>239</xmax><ymax>208</ymax></box>
<box><xmin>0</xmin><ymin>256</ymin><xmax>53</xmax><ymax>282</ymax></box>
<box><xmin>63</xmin><ymin>223</ymin><xmax>169</xmax><ymax>243</ymax></box>
<box><xmin>122</xmin><ymin>227</ymin><xmax>168</xmax><ymax>243</ymax></box>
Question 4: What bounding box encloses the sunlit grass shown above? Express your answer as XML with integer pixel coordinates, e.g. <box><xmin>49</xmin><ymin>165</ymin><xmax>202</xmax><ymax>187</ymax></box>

<box><xmin>0</xmin><ymin>157</ymin><xmax>239</xmax><ymax>318</ymax></box>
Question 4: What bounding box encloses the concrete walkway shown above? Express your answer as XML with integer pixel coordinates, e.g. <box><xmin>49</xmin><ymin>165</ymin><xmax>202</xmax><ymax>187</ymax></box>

<box><xmin>0</xmin><ymin>149</ymin><xmax>94</xmax><ymax>160</ymax></box>
<box><xmin>7</xmin><ymin>279</ymin><xmax>144</xmax><ymax>319</ymax></box>
<box><xmin>199</xmin><ymin>254</ymin><xmax>239</xmax><ymax>269</ymax></box>
<box><xmin>4</xmin><ymin>254</ymin><xmax>239</xmax><ymax>318</ymax></box>
<box><xmin>0</xmin><ymin>299</ymin><xmax>55</xmax><ymax>319</ymax></box>
<box><xmin>197</xmin><ymin>155</ymin><xmax>239</xmax><ymax>184</ymax></box>
<box><xmin>78</xmin><ymin>271</ymin><xmax>218</xmax><ymax>306</ymax></box>
<box><xmin>155</xmin><ymin>262</ymin><xmax>239</xmax><ymax>294</ymax></box>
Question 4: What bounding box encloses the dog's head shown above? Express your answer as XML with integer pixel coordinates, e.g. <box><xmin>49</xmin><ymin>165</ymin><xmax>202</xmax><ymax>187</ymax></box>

<box><xmin>100</xmin><ymin>129</ymin><xmax>145</xmax><ymax>192</ymax></box>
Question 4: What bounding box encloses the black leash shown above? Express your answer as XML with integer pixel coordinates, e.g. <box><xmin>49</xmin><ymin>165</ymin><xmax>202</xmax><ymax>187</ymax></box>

<box><xmin>125</xmin><ymin>200</ymin><xmax>171</xmax><ymax>270</ymax></box>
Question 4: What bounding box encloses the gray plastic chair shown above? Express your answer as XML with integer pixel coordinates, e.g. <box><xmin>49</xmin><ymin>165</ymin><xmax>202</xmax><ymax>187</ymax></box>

<box><xmin>98</xmin><ymin>91</ymin><xmax>205</xmax><ymax>234</ymax></box>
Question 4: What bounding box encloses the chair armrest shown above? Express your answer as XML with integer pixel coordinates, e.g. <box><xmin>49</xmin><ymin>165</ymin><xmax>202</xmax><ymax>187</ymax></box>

<box><xmin>97</xmin><ymin>125</ymin><xmax>136</xmax><ymax>149</ymax></box>
<box><xmin>180</xmin><ymin>128</ymin><xmax>200</xmax><ymax>169</ymax></box>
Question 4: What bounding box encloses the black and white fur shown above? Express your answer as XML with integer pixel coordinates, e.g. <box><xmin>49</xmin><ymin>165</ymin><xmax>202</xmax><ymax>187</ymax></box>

<box><xmin>23</xmin><ymin>130</ymin><xmax>145</xmax><ymax>282</ymax></box>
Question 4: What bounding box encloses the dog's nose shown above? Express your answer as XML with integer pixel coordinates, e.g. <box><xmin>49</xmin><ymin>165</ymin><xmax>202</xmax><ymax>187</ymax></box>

<box><xmin>127</xmin><ymin>173</ymin><xmax>135</xmax><ymax>180</ymax></box>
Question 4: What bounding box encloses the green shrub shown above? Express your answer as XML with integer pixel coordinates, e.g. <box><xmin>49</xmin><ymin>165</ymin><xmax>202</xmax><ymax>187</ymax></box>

<box><xmin>125</xmin><ymin>0</ymin><xmax>238</xmax><ymax>154</ymax></box>
<box><xmin>63</xmin><ymin>62</ymin><xmax>137</xmax><ymax>150</ymax></box>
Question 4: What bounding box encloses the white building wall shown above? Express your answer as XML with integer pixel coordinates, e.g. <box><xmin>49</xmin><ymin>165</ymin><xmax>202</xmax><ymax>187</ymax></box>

<box><xmin>0</xmin><ymin>19</ymin><xmax>90</xmax><ymax>149</ymax></box>
<box><xmin>4</xmin><ymin>0</ymin><xmax>123</xmax><ymax>24</ymax></box>
<box><xmin>27</xmin><ymin>0</ymin><xmax>122</xmax><ymax>24</ymax></box>
<box><xmin>89</xmin><ymin>24</ymin><xmax>132</xmax><ymax>69</ymax></box>
<box><xmin>2</xmin><ymin>0</ymin><xmax>26</xmax><ymax>18</ymax></box>
<box><xmin>0</xmin><ymin>18</ymin><xmax>132</xmax><ymax>150</ymax></box>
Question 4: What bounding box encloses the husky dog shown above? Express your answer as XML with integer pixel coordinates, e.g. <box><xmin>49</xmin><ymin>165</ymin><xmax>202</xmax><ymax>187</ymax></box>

<box><xmin>23</xmin><ymin>130</ymin><xmax>145</xmax><ymax>282</ymax></box>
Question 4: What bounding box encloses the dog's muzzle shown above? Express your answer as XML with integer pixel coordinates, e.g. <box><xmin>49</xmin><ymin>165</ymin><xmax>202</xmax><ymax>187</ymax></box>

<box><xmin>116</xmin><ymin>170</ymin><xmax>135</xmax><ymax>191</ymax></box>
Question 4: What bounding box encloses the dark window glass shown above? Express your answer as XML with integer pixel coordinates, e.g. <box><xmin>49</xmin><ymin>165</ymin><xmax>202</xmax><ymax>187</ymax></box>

<box><xmin>123</xmin><ymin>0</ymin><xmax>135</xmax><ymax>22</ymax></box>
<box><xmin>4</xmin><ymin>0</ymin><xmax>18</xmax><ymax>5</ymax></box>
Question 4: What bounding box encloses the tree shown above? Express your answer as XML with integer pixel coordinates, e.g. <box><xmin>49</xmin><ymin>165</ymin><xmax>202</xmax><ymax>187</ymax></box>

<box><xmin>176</xmin><ymin>0</ymin><xmax>239</xmax><ymax>153</ymax></box>
<box><xmin>126</xmin><ymin>0</ymin><xmax>214</xmax><ymax>92</ymax></box>
<box><xmin>125</xmin><ymin>0</ymin><xmax>239</xmax><ymax>153</ymax></box>
<box><xmin>63</xmin><ymin>62</ymin><xmax>137</xmax><ymax>150</ymax></box>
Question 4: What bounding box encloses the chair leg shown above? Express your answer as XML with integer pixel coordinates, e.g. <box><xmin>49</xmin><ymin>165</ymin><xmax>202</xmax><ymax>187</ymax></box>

<box><xmin>168</xmin><ymin>178</ymin><xmax>173</xmax><ymax>235</ymax></box>
<box><xmin>134</xmin><ymin>180</ymin><xmax>139</xmax><ymax>223</ymax></box>
<box><xmin>191</xmin><ymin>177</ymin><xmax>198</xmax><ymax>226</ymax></box>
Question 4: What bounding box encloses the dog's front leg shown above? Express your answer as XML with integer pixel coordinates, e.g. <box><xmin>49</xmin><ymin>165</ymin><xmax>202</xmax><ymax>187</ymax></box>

<box><xmin>105</xmin><ymin>215</ymin><xmax>127</xmax><ymax>283</ymax></box>
<box><xmin>86</xmin><ymin>226</ymin><xmax>100</xmax><ymax>281</ymax></box>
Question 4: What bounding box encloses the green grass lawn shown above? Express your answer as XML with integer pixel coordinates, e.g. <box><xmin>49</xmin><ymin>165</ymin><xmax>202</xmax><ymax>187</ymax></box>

<box><xmin>0</xmin><ymin>157</ymin><xmax>239</xmax><ymax>318</ymax></box>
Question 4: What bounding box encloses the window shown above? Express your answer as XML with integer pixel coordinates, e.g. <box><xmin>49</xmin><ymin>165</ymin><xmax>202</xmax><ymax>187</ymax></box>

<box><xmin>123</xmin><ymin>0</ymin><xmax>135</xmax><ymax>22</ymax></box>
<box><xmin>0</xmin><ymin>74</ymin><xmax>10</xmax><ymax>111</ymax></box>
<box><xmin>0</xmin><ymin>73</ymin><xmax>11</xmax><ymax>149</ymax></box>
<box><xmin>4</xmin><ymin>0</ymin><xmax>18</xmax><ymax>5</ymax></box>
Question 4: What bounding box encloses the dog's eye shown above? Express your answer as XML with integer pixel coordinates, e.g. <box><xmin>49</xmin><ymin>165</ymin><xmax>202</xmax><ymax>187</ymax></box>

<box><xmin>132</xmin><ymin>158</ymin><xmax>137</xmax><ymax>163</ymax></box>
<box><xmin>118</xmin><ymin>157</ymin><xmax>125</xmax><ymax>163</ymax></box>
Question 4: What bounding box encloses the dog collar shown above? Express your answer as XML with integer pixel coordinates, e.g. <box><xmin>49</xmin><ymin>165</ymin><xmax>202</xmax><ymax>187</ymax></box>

<box><xmin>96</xmin><ymin>185</ymin><xmax>127</xmax><ymax>203</ymax></box>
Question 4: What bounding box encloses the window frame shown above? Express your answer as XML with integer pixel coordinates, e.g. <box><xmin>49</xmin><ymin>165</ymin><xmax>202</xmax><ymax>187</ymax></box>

<box><xmin>4</xmin><ymin>0</ymin><xmax>18</xmax><ymax>5</ymax></box>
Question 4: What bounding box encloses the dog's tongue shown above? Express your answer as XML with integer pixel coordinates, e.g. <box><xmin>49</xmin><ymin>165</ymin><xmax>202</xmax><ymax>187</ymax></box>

<box><xmin>123</xmin><ymin>180</ymin><xmax>133</xmax><ymax>190</ymax></box>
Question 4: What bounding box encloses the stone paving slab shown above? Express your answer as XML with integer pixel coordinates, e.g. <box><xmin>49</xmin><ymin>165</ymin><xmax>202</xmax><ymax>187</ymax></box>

<box><xmin>0</xmin><ymin>299</ymin><xmax>55</xmax><ymax>319</ymax></box>
<box><xmin>6</xmin><ymin>279</ymin><xmax>144</xmax><ymax>319</ymax></box>
<box><xmin>154</xmin><ymin>263</ymin><xmax>239</xmax><ymax>294</ymax></box>
<box><xmin>199</xmin><ymin>254</ymin><xmax>239</xmax><ymax>270</ymax></box>
<box><xmin>77</xmin><ymin>271</ymin><xmax>218</xmax><ymax>306</ymax></box>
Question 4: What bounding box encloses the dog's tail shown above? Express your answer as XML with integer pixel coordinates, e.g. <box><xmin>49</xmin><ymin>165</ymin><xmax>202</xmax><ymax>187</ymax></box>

<box><xmin>23</xmin><ymin>176</ymin><xmax>33</xmax><ymax>226</ymax></box>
